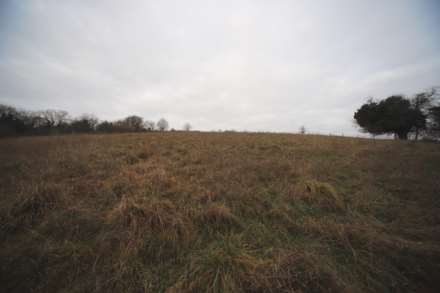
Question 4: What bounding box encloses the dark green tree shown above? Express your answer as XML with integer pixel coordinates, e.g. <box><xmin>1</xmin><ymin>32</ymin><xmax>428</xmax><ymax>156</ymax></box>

<box><xmin>96</xmin><ymin>121</ymin><xmax>115</xmax><ymax>133</ymax></box>
<box><xmin>0</xmin><ymin>104</ymin><xmax>28</xmax><ymax>136</ymax></box>
<box><xmin>70</xmin><ymin>114</ymin><xmax>98</xmax><ymax>133</ymax></box>
<box><xmin>354</xmin><ymin>95</ymin><xmax>424</xmax><ymax>140</ymax></box>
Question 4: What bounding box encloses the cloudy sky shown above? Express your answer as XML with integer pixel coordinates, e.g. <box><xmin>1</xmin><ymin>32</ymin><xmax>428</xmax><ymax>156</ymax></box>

<box><xmin>1</xmin><ymin>0</ymin><xmax>439</xmax><ymax>134</ymax></box>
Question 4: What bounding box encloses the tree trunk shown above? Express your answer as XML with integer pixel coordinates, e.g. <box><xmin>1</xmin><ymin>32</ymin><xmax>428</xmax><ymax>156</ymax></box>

<box><xmin>396</xmin><ymin>131</ymin><xmax>408</xmax><ymax>140</ymax></box>
<box><xmin>415</xmin><ymin>128</ymin><xmax>419</xmax><ymax>140</ymax></box>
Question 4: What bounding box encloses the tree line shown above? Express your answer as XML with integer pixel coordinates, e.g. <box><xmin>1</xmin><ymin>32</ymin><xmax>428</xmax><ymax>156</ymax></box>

<box><xmin>0</xmin><ymin>104</ymin><xmax>187</xmax><ymax>137</ymax></box>
<box><xmin>3</xmin><ymin>87</ymin><xmax>439</xmax><ymax>140</ymax></box>
<box><xmin>354</xmin><ymin>88</ymin><xmax>440</xmax><ymax>140</ymax></box>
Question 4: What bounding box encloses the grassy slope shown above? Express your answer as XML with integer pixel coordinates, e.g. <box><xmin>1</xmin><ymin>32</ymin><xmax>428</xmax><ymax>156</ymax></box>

<box><xmin>0</xmin><ymin>132</ymin><xmax>439</xmax><ymax>293</ymax></box>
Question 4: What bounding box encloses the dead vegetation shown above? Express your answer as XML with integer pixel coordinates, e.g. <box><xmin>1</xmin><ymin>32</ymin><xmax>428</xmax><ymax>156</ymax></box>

<box><xmin>197</xmin><ymin>203</ymin><xmax>241</xmax><ymax>231</ymax></box>
<box><xmin>289</xmin><ymin>179</ymin><xmax>345</xmax><ymax>211</ymax></box>
<box><xmin>0</xmin><ymin>132</ymin><xmax>439</xmax><ymax>292</ymax></box>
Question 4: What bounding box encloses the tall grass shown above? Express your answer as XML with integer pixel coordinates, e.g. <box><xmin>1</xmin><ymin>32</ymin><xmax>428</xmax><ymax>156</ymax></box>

<box><xmin>0</xmin><ymin>132</ymin><xmax>439</xmax><ymax>292</ymax></box>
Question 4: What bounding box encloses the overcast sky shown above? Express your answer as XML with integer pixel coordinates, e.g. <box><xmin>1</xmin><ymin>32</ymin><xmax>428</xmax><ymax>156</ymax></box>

<box><xmin>1</xmin><ymin>0</ymin><xmax>439</xmax><ymax>134</ymax></box>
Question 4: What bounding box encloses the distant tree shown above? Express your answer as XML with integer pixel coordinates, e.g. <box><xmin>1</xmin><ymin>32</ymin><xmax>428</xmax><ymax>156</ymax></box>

<box><xmin>144</xmin><ymin>120</ymin><xmax>155</xmax><ymax>131</ymax></box>
<box><xmin>427</xmin><ymin>99</ymin><xmax>440</xmax><ymax>139</ymax></box>
<box><xmin>96</xmin><ymin>121</ymin><xmax>114</xmax><ymax>133</ymax></box>
<box><xmin>70</xmin><ymin>114</ymin><xmax>98</xmax><ymax>133</ymax></box>
<box><xmin>0</xmin><ymin>104</ymin><xmax>27</xmax><ymax>136</ymax></box>
<box><xmin>40</xmin><ymin>110</ymin><xmax>69</xmax><ymax>128</ymax></box>
<box><xmin>410</xmin><ymin>89</ymin><xmax>436</xmax><ymax>140</ymax></box>
<box><xmin>1</xmin><ymin>103</ymin><xmax>167</xmax><ymax>136</ymax></box>
<box><xmin>156</xmin><ymin>118</ymin><xmax>169</xmax><ymax>131</ymax></box>
<box><xmin>354</xmin><ymin>95</ymin><xmax>424</xmax><ymax>140</ymax></box>
<box><xmin>27</xmin><ymin>114</ymin><xmax>47</xmax><ymax>131</ymax></box>
<box><xmin>429</xmin><ymin>106</ymin><xmax>440</xmax><ymax>131</ymax></box>
<box><xmin>22</xmin><ymin>109</ymin><xmax>70</xmax><ymax>134</ymax></box>
<box><xmin>183</xmin><ymin>122</ymin><xmax>192</xmax><ymax>131</ymax></box>
<box><xmin>123</xmin><ymin>115</ymin><xmax>144</xmax><ymax>132</ymax></box>
<box><xmin>354</xmin><ymin>98</ymin><xmax>385</xmax><ymax>136</ymax></box>
<box><xmin>423</xmin><ymin>88</ymin><xmax>440</xmax><ymax>139</ymax></box>
<box><xmin>299</xmin><ymin>125</ymin><xmax>306</xmax><ymax>134</ymax></box>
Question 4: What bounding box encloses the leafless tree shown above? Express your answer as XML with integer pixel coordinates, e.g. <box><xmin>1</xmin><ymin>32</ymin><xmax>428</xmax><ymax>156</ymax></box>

<box><xmin>144</xmin><ymin>120</ymin><xmax>155</xmax><ymax>131</ymax></box>
<box><xmin>411</xmin><ymin>89</ymin><xmax>436</xmax><ymax>140</ymax></box>
<box><xmin>299</xmin><ymin>125</ymin><xmax>306</xmax><ymax>134</ymax></box>
<box><xmin>40</xmin><ymin>110</ymin><xmax>69</xmax><ymax>127</ymax></box>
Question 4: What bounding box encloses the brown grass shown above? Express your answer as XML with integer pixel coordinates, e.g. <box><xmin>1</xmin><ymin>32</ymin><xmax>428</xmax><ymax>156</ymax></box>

<box><xmin>107</xmin><ymin>194</ymin><xmax>192</xmax><ymax>263</ymax></box>
<box><xmin>168</xmin><ymin>234</ymin><xmax>265</xmax><ymax>293</ymax></box>
<box><xmin>0</xmin><ymin>132</ymin><xmax>439</xmax><ymax>292</ymax></box>
<box><xmin>290</xmin><ymin>178</ymin><xmax>345</xmax><ymax>211</ymax></box>
<box><xmin>197</xmin><ymin>202</ymin><xmax>242</xmax><ymax>233</ymax></box>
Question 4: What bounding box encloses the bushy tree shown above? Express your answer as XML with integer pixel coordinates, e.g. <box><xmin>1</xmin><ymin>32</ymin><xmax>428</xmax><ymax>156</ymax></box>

<box><xmin>157</xmin><ymin>118</ymin><xmax>169</xmax><ymax>131</ymax></box>
<box><xmin>70</xmin><ymin>114</ymin><xmax>98</xmax><ymax>133</ymax></box>
<box><xmin>96</xmin><ymin>121</ymin><xmax>115</xmax><ymax>133</ymax></box>
<box><xmin>123</xmin><ymin>115</ymin><xmax>144</xmax><ymax>132</ymax></box>
<box><xmin>0</xmin><ymin>104</ymin><xmax>27</xmax><ymax>136</ymax></box>
<box><xmin>354</xmin><ymin>95</ymin><xmax>425</xmax><ymax>140</ymax></box>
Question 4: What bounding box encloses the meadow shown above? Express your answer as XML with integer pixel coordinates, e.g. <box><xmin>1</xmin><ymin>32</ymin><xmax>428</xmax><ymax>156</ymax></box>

<box><xmin>0</xmin><ymin>132</ymin><xmax>439</xmax><ymax>292</ymax></box>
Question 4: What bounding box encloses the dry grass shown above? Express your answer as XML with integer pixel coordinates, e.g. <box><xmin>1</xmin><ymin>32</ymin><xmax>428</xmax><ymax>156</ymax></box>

<box><xmin>197</xmin><ymin>203</ymin><xmax>241</xmax><ymax>231</ymax></box>
<box><xmin>289</xmin><ymin>179</ymin><xmax>345</xmax><ymax>211</ymax></box>
<box><xmin>107</xmin><ymin>195</ymin><xmax>189</xmax><ymax>242</ymax></box>
<box><xmin>0</xmin><ymin>132</ymin><xmax>439</xmax><ymax>292</ymax></box>
<box><xmin>168</xmin><ymin>234</ymin><xmax>265</xmax><ymax>293</ymax></box>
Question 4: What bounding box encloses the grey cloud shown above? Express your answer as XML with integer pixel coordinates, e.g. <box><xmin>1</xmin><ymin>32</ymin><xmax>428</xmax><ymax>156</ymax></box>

<box><xmin>1</xmin><ymin>0</ymin><xmax>439</xmax><ymax>135</ymax></box>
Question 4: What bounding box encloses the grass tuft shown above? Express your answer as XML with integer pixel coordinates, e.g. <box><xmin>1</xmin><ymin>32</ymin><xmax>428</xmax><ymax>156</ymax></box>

<box><xmin>4</xmin><ymin>182</ymin><xmax>65</xmax><ymax>230</ymax></box>
<box><xmin>106</xmin><ymin>195</ymin><xmax>192</xmax><ymax>263</ymax></box>
<box><xmin>291</xmin><ymin>179</ymin><xmax>345</xmax><ymax>211</ymax></box>
<box><xmin>197</xmin><ymin>203</ymin><xmax>241</xmax><ymax>231</ymax></box>
<box><xmin>168</xmin><ymin>234</ymin><xmax>265</xmax><ymax>293</ymax></box>
<box><xmin>261</xmin><ymin>249</ymin><xmax>349</xmax><ymax>293</ymax></box>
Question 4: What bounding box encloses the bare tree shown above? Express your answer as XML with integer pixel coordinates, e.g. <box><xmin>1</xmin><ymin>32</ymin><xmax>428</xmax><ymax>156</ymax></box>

<box><xmin>156</xmin><ymin>118</ymin><xmax>169</xmax><ymax>131</ymax></box>
<box><xmin>410</xmin><ymin>89</ymin><xmax>436</xmax><ymax>140</ymax></box>
<box><xmin>299</xmin><ymin>125</ymin><xmax>306</xmax><ymax>134</ymax></box>
<box><xmin>144</xmin><ymin>120</ymin><xmax>155</xmax><ymax>131</ymax></box>
<box><xmin>40</xmin><ymin>110</ymin><xmax>69</xmax><ymax>128</ymax></box>
<box><xmin>183</xmin><ymin>122</ymin><xmax>192</xmax><ymax>131</ymax></box>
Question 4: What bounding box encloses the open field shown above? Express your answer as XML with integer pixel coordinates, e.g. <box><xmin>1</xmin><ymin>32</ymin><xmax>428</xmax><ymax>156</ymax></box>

<box><xmin>1</xmin><ymin>132</ymin><xmax>439</xmax><ymax>292</ymax></box>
